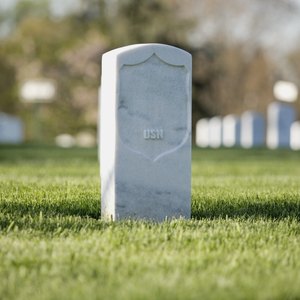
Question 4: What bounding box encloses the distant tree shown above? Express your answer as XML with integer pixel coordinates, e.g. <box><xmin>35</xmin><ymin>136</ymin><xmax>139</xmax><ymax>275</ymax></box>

<box><xmin>192</xmin><ymin>43</ymin><xmax>274</xmax><ymax>129</ymax></box>
<box><xmin>0</xmin><ymin>0</ymin><xmax>50</xmax><ymax>36</ymax></box>
<box><xmin>0</xmin><ymin>0</ymin><xmax>193</xmax><ymax>142</ymax></box>
<box><xmin>180</xmin><ymin>0</ymin><xmax>295</xmax><ymax>129</ymax></box>
<box><xmin>101</xmin><ymin>0</ymin><xmax>192</xmax><ymax>47</ymax></box>
<box><xmin>71</xmin><ymin>0</ymin><xmax>192</xmax><ymax>47</ymax></box>
<box><xmin>0</xmin><ymin>52</ymin><xmax>18</xmax><ymax>114</ymax></box>
<box><xmin>288</xmin><ymin>50</ymin><xmax>300</xmax><ymax>116</ymax></box>
<box><xmin>2</xmin><ymin>17</ymin><xmax>83</xmax><ymax>140</ymax></box>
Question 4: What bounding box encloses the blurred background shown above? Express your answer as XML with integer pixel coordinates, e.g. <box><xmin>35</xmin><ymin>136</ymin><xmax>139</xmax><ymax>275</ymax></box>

<box><xmin>0</xmin><ymin>0</ymin><xmax>300</xmax><ymax>146</ymax></box>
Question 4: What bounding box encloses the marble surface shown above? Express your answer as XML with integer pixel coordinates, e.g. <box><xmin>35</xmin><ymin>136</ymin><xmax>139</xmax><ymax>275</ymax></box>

<box><xmin>100</xmin><ymin>44</ymin><xmax>191</xmax><ymax>221</ymax></box>
<box><xmin>267</xmin><ymin>102</ymin><xmax>296</xmax><ymax>149</ymax></box>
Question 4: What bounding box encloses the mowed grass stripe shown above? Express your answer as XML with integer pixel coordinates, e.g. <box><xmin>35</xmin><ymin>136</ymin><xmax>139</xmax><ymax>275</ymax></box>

<box><xmin>1</xmin><ymin>219</ymin><xmax>300</xmax><ymax>300</ymax></box>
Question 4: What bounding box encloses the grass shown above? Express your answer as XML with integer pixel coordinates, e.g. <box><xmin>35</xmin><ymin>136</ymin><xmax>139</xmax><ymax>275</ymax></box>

<box><xmin>0</xmin><ymin>145</ymin><xmax>300</xmax><ymax>300</ymax></box>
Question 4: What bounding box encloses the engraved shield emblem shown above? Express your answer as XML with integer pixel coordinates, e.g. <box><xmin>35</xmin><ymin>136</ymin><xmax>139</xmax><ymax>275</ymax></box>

<box><xmin>118</xmin><ymin>53</ymin><xmax>190</xmax><ymax>161</ymax></box>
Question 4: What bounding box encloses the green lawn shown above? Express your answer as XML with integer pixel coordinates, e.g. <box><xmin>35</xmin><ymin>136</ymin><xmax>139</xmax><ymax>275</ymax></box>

<box><xmin>0</xmin><ymin>145</ymin><xmax>300</xmax><ymax>300</ymax></box>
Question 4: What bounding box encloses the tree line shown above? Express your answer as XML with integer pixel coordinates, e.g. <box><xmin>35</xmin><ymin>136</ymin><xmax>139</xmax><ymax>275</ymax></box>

<box><xmin>0</xmin><ymin>0</ymin><xmax>297</xmax><ymax>142</ymax></box>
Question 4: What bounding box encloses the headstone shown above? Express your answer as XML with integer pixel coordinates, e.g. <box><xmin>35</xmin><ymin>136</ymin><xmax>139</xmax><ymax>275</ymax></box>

<box><xmin>240</xmin><ymin>111</ymin><xmax>265</xmax><ymax>148</ymax></box>
<box><xmin>100</xmin><ymin>44</ymin><xmax>192</xmax><ymax>221</ymax></box>
<box><xmin>0</xmin><ymin>113</ymin><xmax>24</xmax><ymax>144</ymax></box>
<box><xmin>76</xmin><ymin>131</ymin><xmax>96</xmax><ymax>148</ymax></box>
<box><xmin>55</xmin><ymin>134</ymin><xmax>75</xmax><ymax>148</ymax></box>
<box><xmin>290</xmin><ymin>121</ymin><xmax>300</xmax><ymax>150</ymax></box>
<box><xmin>222</xmin><ymin>114</ymin><xmax>241</xmax><ymax>147</ymax></box>
<box><xmin>208</xmin><ymin>116</ymin><xmax>222</xmax><ymax>148</ymax></box>
<box><xmin>266</xmin><ymin>102</ymin><xmax>296</xmax><ymax>149</ymax></box>
<box><xmin>195</xmin><ymin>118</ymin><xmax>209</xmax><ymax>147</ymax></box>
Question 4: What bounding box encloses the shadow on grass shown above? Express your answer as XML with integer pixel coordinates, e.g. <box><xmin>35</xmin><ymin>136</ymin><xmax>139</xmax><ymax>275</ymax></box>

<box><xmin>0</xmin><ymin>199</ymin><xmax>100</xmax><ymax>220</ymax></box>
<box><xmin>192</xmin><ymin>200</ymin><xmax>300</xmax><ymax>221</ymax></box>
<box><xmin>0</xmin><ymin>197</ymin><xmax>104</xmax><ymax>232</ymax></box>
<box><xmin>2</xmin><ymin>198</ymin><xmax>300</xmax><ymax>223</ymax></box>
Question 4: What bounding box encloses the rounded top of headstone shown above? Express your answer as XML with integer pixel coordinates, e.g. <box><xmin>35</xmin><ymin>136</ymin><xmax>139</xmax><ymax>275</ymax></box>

<box><xmin>196</xmin><ymin>118</ymin><xmax>209</xmax><ymax>126</ymax></box>
<box><xmin>210</xmin><ymin>116</ymin><xmax>222</xmax><ymax>122</ymax></box>
<box><xmin>223</xmin><ymin>115</ymin><xmax>239</xmax><ymax>128</ymax></box>
<box><xmin>241</xmin><ymin>111</ymin><xmax>265</xmax><ymax>123</ymax></box>
<box><xmin>223</xmin><ymin>114</ymin><xmax>238</xmax><ymax>122</ymax></box>
<box><xmin>242</xmin><ymin>110</ymin><xmax>260</xmax><ymax>117</ymax></box>
<box><xmin>103</xmin><ymin>44</ymin><xmax>191</xmax><ymax>68</ymax></box>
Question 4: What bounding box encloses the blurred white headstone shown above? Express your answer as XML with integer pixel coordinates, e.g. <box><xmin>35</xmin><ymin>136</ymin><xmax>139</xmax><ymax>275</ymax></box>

<box><xmin>273</xmin><ymin>81</ymin><xmax>298</xmax><ymax>103</ymax></box>
<box><xmin>222</xmin><ymin>114</ymin><xmax>241</xmax><ymax>147</ymax></box>
<box><xmin>266</xmin><ymin>102</ymin><xmax>296</xmax><ymax>149</ymax></box>
<box><xmin>20</xmin><ymin>79</ymin><xmax>56</xmax><ymax>103</ymax></box>
<box><xmin>55</xmin><ymin>134</ymin><xmax>75</xmax><ymax>148</ymax></box>
<box><xmin>208</xmin><ymin>116</ymin><xmax>222</xmax><ymax>148</ymax></box>
<box><xmin>290</xmin><ymin>121</ymin><xmax>300</xmax><ymax>151</ymax></box>
<box><xmin>196</xmin><ymin>118</ymin><xmax>209</xmax><ymax>147</ymax></box>
<box><xmin>240</xmin><ymin>111</ymin><xmax>265</xmax><ymax>148</ymax></box>
<box><xmin>0</xmin><ymin>113</ymin><xmax>24</xmax><ymax>144</ymax></box>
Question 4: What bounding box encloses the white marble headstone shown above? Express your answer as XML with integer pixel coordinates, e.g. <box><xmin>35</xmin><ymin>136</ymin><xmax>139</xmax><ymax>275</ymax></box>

<box><xmin>196</xmin><ymin>118</ymin><xmax>209</xmax><ymax>148</ymax></box>
<box><xmin>0</xmin><ymin>113</ymin><xmax>24</xmax><ymax>144</ymax></box>
<box><xmin>208</xmin><ymin>116</ymin><xmax>222</xmax><ymax>148</ymax></box>
<box><xmin>290</xmin><ymin>121</ymin><xmax>300</xmax><ymax>151</ymax></box>
<box><xmin>266</xmin><ymin>102</ymin><xmax>296</xmax><ymax>149</ymax></box>
<box><xmin>240</xmin><ymin>111</ymin><xmax>265</xmax><ymax>148</ymax></box>
<box><xmin>100</xmin><ymin>44</ymin><xmax>192</xmax><ymax>221</ymax></box>
<box><xmin>222</xmin><ymin>114</ymin><xmax>241</xmax><ymax>147</ymax></box>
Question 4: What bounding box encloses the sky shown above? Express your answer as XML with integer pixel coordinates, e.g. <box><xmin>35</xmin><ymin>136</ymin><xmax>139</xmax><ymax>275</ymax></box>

<box><xmin>187</xmin><ymin>0</ymin><xmax>300</xmax><ymax>59</ymax></box>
